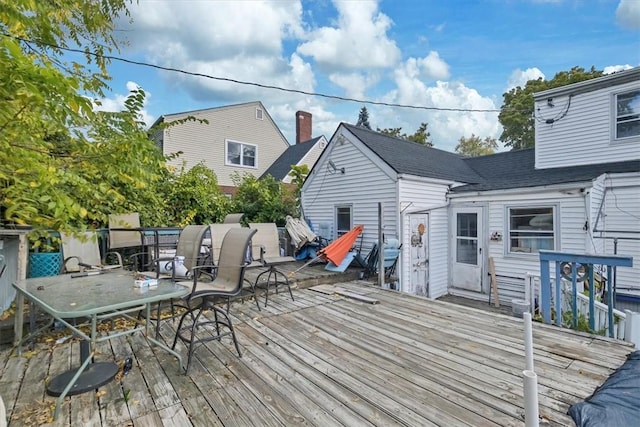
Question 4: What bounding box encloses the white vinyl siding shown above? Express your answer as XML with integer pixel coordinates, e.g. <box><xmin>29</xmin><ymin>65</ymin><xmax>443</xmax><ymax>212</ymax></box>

<box><xmin>593</xmin><ymin>173</ymin><xmax>640</xmax><ymax>294</ymax></box>
<box><xmin>535</xmin><ymin>79</ymin><xmax>640</xmax><ymax>169</ymax></box>
<box><xmin>398</xmin><ymin>177</ymin><xmax>452</xmax><ymax>299</ymax></box>
<box><xmin>302</xmin><ymin>131</ymin><xmax>397</xmax><ymax>256</ymax></box>
<box><xmin>451</xmin><ymin>188</ymin><xmax>588</xmax><ymax>303</ymax></box>
<box><xmin>159</xmin><ymin>102</ymin><xmax>288</xmax><ymax>187</ymax></box>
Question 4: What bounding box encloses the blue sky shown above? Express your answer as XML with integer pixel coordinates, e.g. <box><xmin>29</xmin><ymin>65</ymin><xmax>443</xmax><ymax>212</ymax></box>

<box><xmin>99</xmin><ymin>0</ymin><xmax>640</xmax><ymax>152</ymax></box>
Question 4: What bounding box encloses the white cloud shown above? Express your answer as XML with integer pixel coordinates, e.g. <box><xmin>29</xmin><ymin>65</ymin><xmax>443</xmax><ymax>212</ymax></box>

<box><xmin>94</xmin><ymin>81</ymin><xmax>154</xmax><ymax>126</ymax></box>
<box><xmin>616</xmin><ymin>0</ymin><xmax>640</xmax><ymax>29</ymax></box>
<box><xmin>419</xmin><ymin>51</ymin><xmax>450</xmax><ymax>80</ymax></box>
<box><xmin>120</xmin><ymin>0</ymin><xmax>310</xmax><ymax>105</ymax></box>
<box><xmin>505</xmin><ymin>68</ymin><xmax>545</xmax><ymax>91</ymax></box>
<box><xmin>297</xmin><ymin>0</ymin><xmax>401</xmax><ymax>70</ymax></box>
<box><xmin>374</xmin><ymin>60</ymin><xmax>501</xmax><ymax>152</ymax></box>
<box><xmin>328</xmin><ymin>72</ymin><xmax>381</xmax><ymax>99</ymax></box>
<box><xmin>603</xmin><ymin>64</ymin><xmax>634</xmax><ymax>74</ymax></box>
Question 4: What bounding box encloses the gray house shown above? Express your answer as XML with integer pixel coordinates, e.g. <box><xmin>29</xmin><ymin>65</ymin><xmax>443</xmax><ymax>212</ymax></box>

<box><xmin>301</xmin><ymin>67</ymin><xmax>640</xmax><ymax>303</ymax></box>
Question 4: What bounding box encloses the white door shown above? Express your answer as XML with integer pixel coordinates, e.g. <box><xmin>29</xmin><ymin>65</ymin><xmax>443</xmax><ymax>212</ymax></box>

<box><xmin>451</xmin><ymin>208</ymin><xmax>483</xmax><ymax>292</ymax></box>
<box><xmin>408</xmin><ymin>214</ymin><xmax>429</xmax><ymax>296</ymax></box>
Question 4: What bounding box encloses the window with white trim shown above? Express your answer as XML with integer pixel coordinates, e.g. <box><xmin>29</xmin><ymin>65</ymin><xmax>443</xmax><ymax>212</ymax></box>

<box><xmin>508</xmin><ymin>207</ymin><xmax>555</xmax><ymax>254</ymax></box>
<box><xmin>335</xmin><ymin>205</ymin><xmax>352</xmax><ymax>238</ymax></box>
<box><xmin>615</xmin><ymin>90</ymin><xmax>640</xmax><ymax>140</ymax></box>
<box><xmin>226</xmin><ymin>140</ymin><xmax>256</xmax><ymax>168</ymax></box>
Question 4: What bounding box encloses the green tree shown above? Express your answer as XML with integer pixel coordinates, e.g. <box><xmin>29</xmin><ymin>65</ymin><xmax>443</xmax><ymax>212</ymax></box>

<box><xmin>455</xmin><ymin>134</ymin><xmax>498</xmax><ymax>157</ymax></box>
<box><xmin>499</xmin><ymin>66</ymin><xmax>603</xmax><ymax>150</ymax></box>
<box><xmin>165</xmin><ymin>162</ymin><xmax>231</xmax><ymax>226</ymax></box>
<box><xmin>0</xmin><ymin>1</ymin><xmax>189</xmax><ymax>245</ymax></box>
<box><xmin>287</xmin><ymin>164</ymin><xmax>309</xmax><ymax>214</ymax></box>
<box><xmin>377</xmin><ymin>122</ymin><xmax>433</xmax><ymax>147</ymax></box>
<box><xmin>231</xmin><ymin>173</ymin><xmax>297</xmax><ymax>226</ymax></box>
<box><xmin>356</xmin><ymin>106</ymin><xmax>372</xmax><ymax>129</ymax></box>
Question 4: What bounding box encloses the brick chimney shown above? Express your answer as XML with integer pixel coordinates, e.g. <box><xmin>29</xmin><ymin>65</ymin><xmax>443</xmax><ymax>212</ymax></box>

<box><xmin>296</xmin><ymin>111</ymin><xmax>312</xmax><ymax>144</ymax></box>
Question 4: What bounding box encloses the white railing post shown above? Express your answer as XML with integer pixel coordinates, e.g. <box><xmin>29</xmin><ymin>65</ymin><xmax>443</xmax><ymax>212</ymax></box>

<box><xmin>624</xmin><ymin>309</ymin><xmax>640</xmax><ymax>348</ymax></box>
<box><xmin>522</xmin><ymin>312</ymin><xmax>539</xmax><ymax>427</ymax></box>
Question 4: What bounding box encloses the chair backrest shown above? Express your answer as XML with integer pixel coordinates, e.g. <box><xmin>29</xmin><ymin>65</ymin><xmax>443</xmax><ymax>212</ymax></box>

<box><xmin>248</xmin><ymin>223</ymin><xmax>282</xmax><ymax>260</ymax></box>
<box><xmin>285</xmin><ymin>216</ymin><xmax>317</xmax><ymax>249</ymax></box>
<box><xmin>213</xmin><ymin>227</ymin><xmax>257</xmax><ymax>294</ymax></box>
<box><xmin>223</xmin><ymin>213</ymin><xmax>244</xmax><ymax>224</ymax></box>
<box><xmin>60</xmin><ymin>231</ymin><xmax>102</xmax><ymax>272</ymax></box>
<box><xmin>108</xmin><ymin>213</ymin><xmax>141</xmax><ymax>249</ymax></box>
<box><xmin>209</xmin><ymin>223</ymin><xmax>242</xmax><ymax>265</ymax></box>
<box><xmin>176</xmin><ymin>225</ymin><xmax>209</xmax><ymax>271</ymax></box>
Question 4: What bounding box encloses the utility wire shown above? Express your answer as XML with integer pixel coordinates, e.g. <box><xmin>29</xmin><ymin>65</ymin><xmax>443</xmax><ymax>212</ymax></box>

<box><xmin>3</xmin><ymin>32</ymin><xmax>503</xmax><ymax>113</ymax></box>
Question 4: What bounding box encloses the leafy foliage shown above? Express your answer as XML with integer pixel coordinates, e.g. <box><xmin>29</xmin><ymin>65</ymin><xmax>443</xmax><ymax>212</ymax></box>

<box><xmin>499</xmin><ymin>66</ymin><xmax>604</xmax><ymax>150</ymax></box>
<box><xmin>165</xmin><ymin>162</ymin><xmax>231</xmax><ymax>226</ymax></box>
<box><xmin>356</xmin><ymin>106</ymin><xmax>371</xmax><ymax>129</ymax></box>
<box><xmin>377</xmin><ymin>122</ymin><xmax>433</xmax><ymax>147</ymax></box>
<box><xmin>455</xmin><ymin>134</ymin><xmax>498</xmax><ymax>157</ymax></box>
<box><xmin>231</xmin><ymin>173</ymin><xmax>297</xmax><ymax>226</ymax></box>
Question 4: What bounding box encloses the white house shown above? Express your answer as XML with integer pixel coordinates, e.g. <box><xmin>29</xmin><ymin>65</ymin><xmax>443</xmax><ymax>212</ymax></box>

<box><xmin>301</xmin><ymin>67</ymin><xmax>640</xmax><ymax>304</ymax></box>
<box><xmin>151</xmin><ymin>101</ymin><xmax>290</xmax><ymax>195</ymax></box>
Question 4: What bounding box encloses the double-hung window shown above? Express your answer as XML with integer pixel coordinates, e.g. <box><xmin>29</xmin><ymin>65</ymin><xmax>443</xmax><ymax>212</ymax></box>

<box><xmin>615</xmin><ymin>90</ymin><xmax>640</xmax><ymax>140</ymax></box>
<box><xmin>335</xmin><ymin>205</ymin><xmax>352</xmax><ymax>238</ymax></box>
<box><xmin>226</xmin><ymin>140</ymin><xmax>256</xmax><ymax>168</ymax></box>
<box><xmin>508</xmin><ymin>207</ymin><xmax>555</xmax><ymax>254</ymax></box>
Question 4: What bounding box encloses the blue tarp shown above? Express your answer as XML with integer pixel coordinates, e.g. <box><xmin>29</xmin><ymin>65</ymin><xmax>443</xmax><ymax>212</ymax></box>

<box><xmin>569</xmin><ymin>350</ymin><xmax>640</xmax><ymax>426</ymax></box>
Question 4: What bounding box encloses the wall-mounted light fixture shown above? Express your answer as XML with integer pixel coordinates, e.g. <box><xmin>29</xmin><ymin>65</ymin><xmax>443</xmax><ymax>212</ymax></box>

<box><xmin>327</xmin><ymin>160</ymin><xmax>345</xmax><ymax>174</ymax></box>
<box><xmin>547</xmin><ymin>98</ymin><xmax>554</xmax><ymax>108</ymax></box>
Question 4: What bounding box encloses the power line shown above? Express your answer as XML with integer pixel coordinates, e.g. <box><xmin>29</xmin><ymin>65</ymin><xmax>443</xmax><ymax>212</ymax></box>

<box><xmin>2</xmin><ymin>32</ymin><xmax>505</xmax><ymax>114</ymax></box>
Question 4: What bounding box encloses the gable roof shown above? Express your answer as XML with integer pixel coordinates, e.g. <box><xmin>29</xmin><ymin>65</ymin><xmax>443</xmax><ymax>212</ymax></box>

<box><xmin>342</xmin><ymin>123</ymin><xmax>639</xmax><ymax>191</ymax></box>
<box><xmin>261</xmin><ymin>137</ymin><xmax>324</xmax><ymax>180</ymax></box>
<box><xmin>343</xmin><ymin>124</ymin><xmax>483</xmax><ymax>183</ymax></box>
<box><xmin>454</xmin><ymin>148</ymin><xmax>640</xmax><ymax>192</ymax></box>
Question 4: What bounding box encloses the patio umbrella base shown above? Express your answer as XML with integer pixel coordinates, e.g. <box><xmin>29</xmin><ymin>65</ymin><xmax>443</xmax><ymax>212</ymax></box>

<box><xmin>46</xmin><ymin>362</ymin><xmax>119</xmax><ymax>397</ymax></box>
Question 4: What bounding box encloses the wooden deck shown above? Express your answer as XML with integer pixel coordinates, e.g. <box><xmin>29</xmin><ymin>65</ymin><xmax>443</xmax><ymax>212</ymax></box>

<box><xmin>0</xmin><ymin>273</ymin><xmax>634</xmax><ymax>426</ymax></box>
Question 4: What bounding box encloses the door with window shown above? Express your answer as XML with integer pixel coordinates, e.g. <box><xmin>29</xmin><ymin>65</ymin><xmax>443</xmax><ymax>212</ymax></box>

<box><xmin>451</xmin><ymin>207</ymin><xmax>483</xmax><ymax>292</ymax></box>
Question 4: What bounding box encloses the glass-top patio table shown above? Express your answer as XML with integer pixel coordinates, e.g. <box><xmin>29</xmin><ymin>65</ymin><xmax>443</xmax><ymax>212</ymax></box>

<box><xmin>12</xmin><ymin>271</ymin><xmax>190</xmax><ymax>419</ymax></box>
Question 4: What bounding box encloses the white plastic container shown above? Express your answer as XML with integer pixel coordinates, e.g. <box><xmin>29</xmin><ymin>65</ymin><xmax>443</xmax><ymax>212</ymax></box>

<box><xmin>512</xmin><ymin>299</ymin><xmax>530</xmax><ymax>318</ymax></box>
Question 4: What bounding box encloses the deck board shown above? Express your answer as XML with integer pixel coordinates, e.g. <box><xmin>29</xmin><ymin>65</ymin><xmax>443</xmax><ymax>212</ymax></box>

<box><xmin>1</xmin><ymin>277</ymin><xmax>634</xmax><ymax>426</ymax></box>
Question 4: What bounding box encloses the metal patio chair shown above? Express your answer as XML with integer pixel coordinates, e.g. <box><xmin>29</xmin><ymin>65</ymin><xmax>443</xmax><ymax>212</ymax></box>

<box><xmin>248</xmin><ymin>222</ymin><xmax>296</xmax><ymax>307</ymax></box>
<box><xmin>60</xmin><ymin>231</ymin><xmax>123</xmax><ymax>274</ymax></box>
<box><xmin>172</xmin><ymin>227</ymin><xmax>257</xmax><ymax>373</ymax></box>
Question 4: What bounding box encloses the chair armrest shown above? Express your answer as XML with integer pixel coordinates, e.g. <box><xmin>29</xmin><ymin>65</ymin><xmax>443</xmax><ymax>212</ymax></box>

<box><xmin>105</xmin><ymin>251</ymin><xmax>123</xmax><ymax>268</ymax></box>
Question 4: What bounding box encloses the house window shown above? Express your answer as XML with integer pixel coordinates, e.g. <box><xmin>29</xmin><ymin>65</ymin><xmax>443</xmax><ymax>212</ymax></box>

<box><xmin>226</xmin><ymin>140</ymin><xmax>256</xmax><ymax>168</ymax></box>
<box><xmin>615</xmin><ymin>90</ymin><xmax>640</xmax><ymax>140</ymax></box>
<box><xmin>256</xmin><ymin>108</ymin><xmax>263</xmax><ymax>120</ymax></box>
<box><xmin>335</xmin><ymin>205</ymin><xmax>352</xmax><ymax>238</ymax></box>
<box><xmin>508</xmin><ymin>207</ymin><xmax>555</xmax><ymax>254</ymax></box>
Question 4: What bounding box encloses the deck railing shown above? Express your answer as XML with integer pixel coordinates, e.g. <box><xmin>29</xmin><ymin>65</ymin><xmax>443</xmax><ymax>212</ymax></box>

<box><xmin>537</xmin><ymin>250</ymin><xmax>634</xmax><ymax>338</ymax></box>
<box><xmin>525</xmin><ymin>273</ymin><xmax>627</xmax><ymax>339</ymax></box>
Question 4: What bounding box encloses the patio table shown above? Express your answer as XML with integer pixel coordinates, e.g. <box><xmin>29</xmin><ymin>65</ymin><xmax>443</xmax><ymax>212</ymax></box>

<box><xmin>12</xmin><ymin>271</ymin><xmax>190</xmax><ymax>419</ymax></box>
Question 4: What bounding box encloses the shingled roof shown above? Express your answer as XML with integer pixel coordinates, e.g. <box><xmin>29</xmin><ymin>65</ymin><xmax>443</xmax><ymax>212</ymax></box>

<box><xmin>261</xmin><ymin>137</ymin><xmax>323</xmax><ymax>180</ymax></box>
<box><xmin>344</xmin><ymin>124</ymin><xmax>483</xmax><ymax>183</ymax></box>
<box><xmin>344</xmin><ymin>123</ymin><xmax>639</xmax><ymax>191</ymax></box>
<box><xmin>454</xmin><ymin>149</ymin><xmax>640</xmax><ymax>192</ymax></box>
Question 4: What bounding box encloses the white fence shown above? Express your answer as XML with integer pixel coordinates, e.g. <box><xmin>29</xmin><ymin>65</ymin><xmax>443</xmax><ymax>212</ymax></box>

<box><xmin>525</xmin><ymin>273</ymin><xmax>629</xmax><ymax>341</ymax></box>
